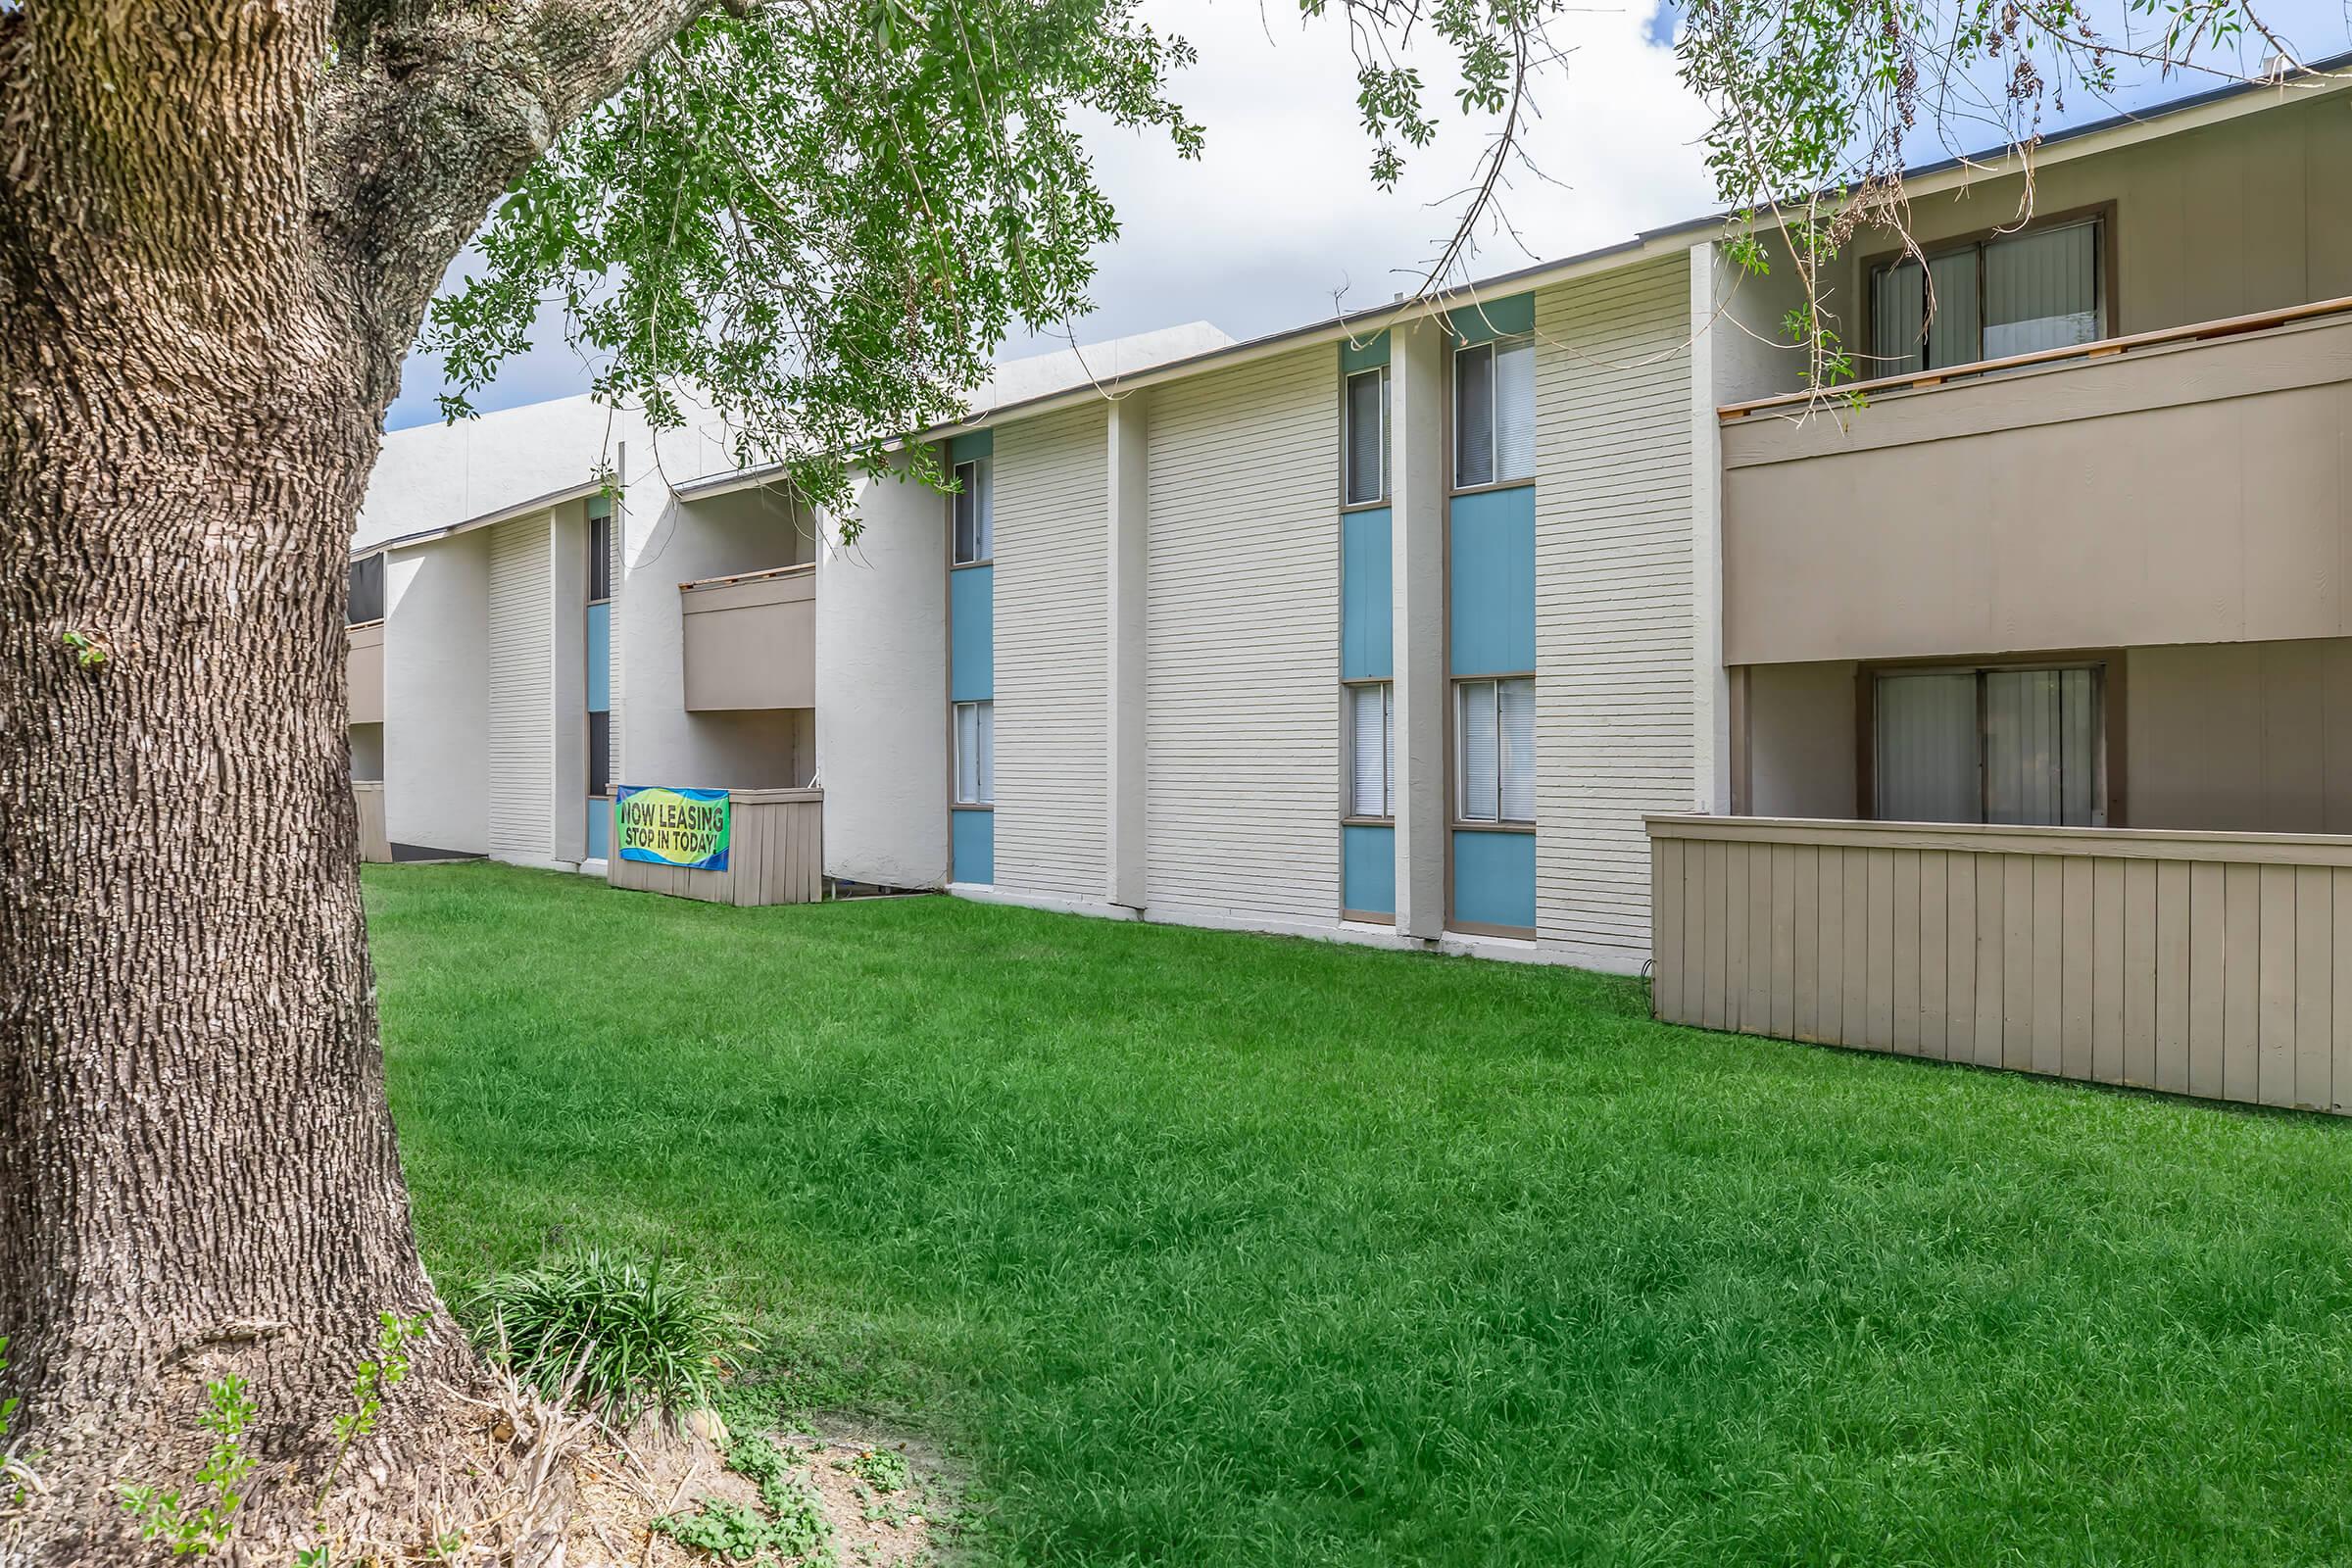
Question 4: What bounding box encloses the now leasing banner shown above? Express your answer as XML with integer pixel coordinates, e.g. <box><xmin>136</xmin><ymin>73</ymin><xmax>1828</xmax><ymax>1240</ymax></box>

<box><xmin>615</xmin><ymin>786</ymin><xmax>731</xmax><ymax>871</ymax></box>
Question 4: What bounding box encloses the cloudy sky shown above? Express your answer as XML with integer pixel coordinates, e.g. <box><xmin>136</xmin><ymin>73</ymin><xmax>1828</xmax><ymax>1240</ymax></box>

<box><xmin>385</xmin><ymin>0</ymin><xmax>2352</xmax><ymax>430</ymax></box>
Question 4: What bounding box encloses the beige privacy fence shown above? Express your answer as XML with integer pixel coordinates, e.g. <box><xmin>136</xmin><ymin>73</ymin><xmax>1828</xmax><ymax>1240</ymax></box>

<box><xmin>1646</xmin><ymin>814</ymin><xmax>2352</xmax><ymax>1115</ymax></box>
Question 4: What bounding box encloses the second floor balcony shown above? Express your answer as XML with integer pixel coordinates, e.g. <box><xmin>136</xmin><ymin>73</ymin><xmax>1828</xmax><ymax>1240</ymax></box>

<box><xmin>1719</xmin><ymin>295</ymin><xmax>2352</xmax><ymax>668</ymax></box>
<box><xmin>680</xmin><ymin>562</ymin><xmax>815</xmax><ymax>711</ymax></box>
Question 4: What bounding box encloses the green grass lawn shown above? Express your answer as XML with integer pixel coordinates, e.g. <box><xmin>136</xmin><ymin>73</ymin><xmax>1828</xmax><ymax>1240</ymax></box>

<box><xmin>370</xmin><ymin>861</ymin><xmax>2352</xmax><ymax>1566</ymax></box>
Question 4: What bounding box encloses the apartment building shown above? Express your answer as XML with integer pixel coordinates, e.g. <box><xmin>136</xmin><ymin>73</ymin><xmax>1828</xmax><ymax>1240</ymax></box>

<box><xmin>352</xmin><ymin>60</ymin><xmax>2352</xmax><ymax>1112</ymax></box>
<box><xmin>347</xmin><ymin>325</ymin><xmax>1229</xmax><ymax>869</ymax></box>
<box><xmin>817</xmin><ymin>270</ymin><xmax>1695</xmax><ymax>972</ymax></box>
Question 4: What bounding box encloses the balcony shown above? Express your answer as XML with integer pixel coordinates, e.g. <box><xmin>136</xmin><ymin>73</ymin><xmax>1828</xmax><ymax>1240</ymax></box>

<box><xmin>348</xmin><ymin>619</ymin><xmax>384</xmax><ymax>724</ymax></box>
<box><xmin>1718</xmin><ymin>297</ymin><xmax>2352</xmax><ymax>667</ymax></box>
<box><xmin>1647</xmin><ymin>812</ymin><xmax>2352</xmax><ymax>1117</ymax></box>
<box><xmin>680</xmin><ymin>563</ymin><xmax>815</xmax><ymax>711</ymax></box>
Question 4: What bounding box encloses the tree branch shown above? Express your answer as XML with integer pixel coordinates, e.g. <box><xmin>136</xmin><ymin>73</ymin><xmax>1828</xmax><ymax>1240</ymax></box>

<box><xmin>311</xmin><ymin>0</ymin><xmax>724</xmax><ymax>396</ymax></box>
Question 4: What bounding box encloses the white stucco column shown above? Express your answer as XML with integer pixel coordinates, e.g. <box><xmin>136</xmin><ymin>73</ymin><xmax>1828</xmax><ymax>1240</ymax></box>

<box><xmin>1105</xmin><ymin>393</ymin><xmax>1150</xmax><ymax>910</ymax></box>
<box><xmin>1690</xmin><ymin>239</ymin><xmax>1733</xmax><ymax>814</ymax></box>
<box><xmin>1391</xmin><ymin>318</ymin><xmax>1447</xmax><ymax>940</ymax></box>
<box><xmin>550</xmin><ymin>504</ymin><xmax>590</xmax><ymax>866</ymax></box>
<box><xmin>814</xmin><ymin>452</ymin><xmax>951</xmax><ymax>888</ymax></box>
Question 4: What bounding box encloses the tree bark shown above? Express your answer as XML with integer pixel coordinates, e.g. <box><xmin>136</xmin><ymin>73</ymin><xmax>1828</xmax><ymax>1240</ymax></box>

<box><xmin>0</xmin><ymin>1</ymin><xmax>707</xmax><ymax>1558</ymax></box>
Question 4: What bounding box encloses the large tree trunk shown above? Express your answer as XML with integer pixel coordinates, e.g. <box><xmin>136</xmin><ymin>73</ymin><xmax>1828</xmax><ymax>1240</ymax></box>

<box><xmin>0</xmin><ymin>2</ymin><xmax>714</xmax><ymax>1557</ymax></box>
<box><xmin>0</xmin><ymin>220</ymin><xmax>463</xmax><ymax>1563</ymax></box>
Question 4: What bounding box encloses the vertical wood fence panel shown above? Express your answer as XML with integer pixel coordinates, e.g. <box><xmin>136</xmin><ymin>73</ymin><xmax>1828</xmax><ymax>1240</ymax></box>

<box><xmin>609</xmin><ymin>789</ymin><xmax>825</xmax><ymax>906</ymax></box>
<box><xmin>1645</xmin><ymin>815</ymin><xmax>2352</xmax><ymax>1116</ymax></box>
<box><xmin>353</xmin><ymin>781</ymin><xmax>390</xmax><ymax>864</ymax></box>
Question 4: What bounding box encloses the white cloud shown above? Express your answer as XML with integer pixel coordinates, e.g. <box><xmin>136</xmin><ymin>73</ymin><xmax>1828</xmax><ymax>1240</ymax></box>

<box><xmin>1008</xmin><ymin>0</ymin><xmax>1718</xmax><ymax>351</ymax></box>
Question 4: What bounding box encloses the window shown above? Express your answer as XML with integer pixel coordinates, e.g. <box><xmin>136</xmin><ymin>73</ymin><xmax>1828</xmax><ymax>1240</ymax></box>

<box><xmin>1871</xmin><ymin>218</ymin><xmax>2103</xmax><ymax>374</ymax></box>
<box><xmin>953</xmin><ymin>459</ymin><xmax>994</xmax><ymax>564</ymax></box>
<box><xmin>347</xmin><ymin>553</ymin><xmax>384</xmax><ymax>626</ymax></box>
<box><xmin>1344</xmin><ymin>368</ymin><xmax>1389</xmax><ymax>506</ymax></box>
<box><xmin>1875</xmin><ymin>665</ymin><xmax>2102</xmax><ymax>826</ymax></box>
<box><xmin>1455</xmin><ymin>677</ymin><xmax>1535</xmax><ymax>823</ymax></box>
<box><xmin>588</xmin><ymin>710</ymin><xmax>612</xmax><ymax>799</ymax></box>
<box><xmin>588</xmin><ymin>503</ymin><xmax>613</xmax><ymax>602</ymax></box>
<box><xmin>1348</xmin><ymin>682</ymin><xmax>1394</xmax><ymax>817</ymax></box>
<box><xmin>954</xmin><ymin>700</ymin><xmax>995</xmax><ymax>805</ymax></box>
<box><xmin>1453</xmin><ymin>336</ymin><xmax>1535</xmax><ymax>489</ymax></box>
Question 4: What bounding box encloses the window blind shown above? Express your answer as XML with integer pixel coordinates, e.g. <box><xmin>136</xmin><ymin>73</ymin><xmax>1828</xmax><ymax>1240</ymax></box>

<box><xmin>1985</xmin><ymin>667</ymin><xmax>2095</xmax><ymax>826</ymax></box>
<box><xmin>1498</xmin><ymin>676</ymin><xmax>1536</xmax><ymax>821</ymax></box>
<box><xmin>1494</xmin><ymin>339</ymin><xmax>1536</xmax><ymax>483</ymax></box>
<box><xmin>1459</xmin><ymin>680</ymin><xmax>1499</xmax><ymax>820</ymax></box>
<box><xmin>1345</xmin><ymin>370</ymin><xmax>1387</xmax><ymax>506</ymax></box>
<box><xmin>955</xmin><ymin>700</ymin><xmax>995</xmax><ymax>805</ymax></box>
<box><xmin>954</xmin><ymin>460</ymin><xmax>993</xmax><ymax>563</ymax></box>
<box><xmin>1349</xmin><ymin>683</ymin><xmax>1393</xmax><ymax>816</ymax></box>
<box><xmin>1875</xmin><ymin>672</ymin><xmax>1979</xmax><ymax>823</ymax></box>
<box><xmin>1454</xmin><ymin>344</ymin><xmax>1495</xmax><ymax>488</ymax></box>
<box><xmin>1876</xmin><ymin>666</ymin><xmax>2100</xmax><ymax>826</ymax></box>
<box><xmin>1984</xmin><ymin>221</ymin><xmax>2099</xmax><ymax>358</ymax></box>
<box><xmin>1871</xmin><ymin>261</ymin><xmax>1926</xmax><ymax>373</ymax></box>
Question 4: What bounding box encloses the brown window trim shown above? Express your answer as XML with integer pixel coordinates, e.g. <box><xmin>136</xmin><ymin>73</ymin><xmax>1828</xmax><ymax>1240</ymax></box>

<box><xmin>1341</xmin><ymin>908</ymin><xmax>1396</xmax><ymax>928</ymax></box>
<box><xmin>1449</xmin><ymin>918</ymin><xmax>1537</xmax><ymax>942</ymax></box>
<box><xmin>1857</xmin><ymin>201</ymin><xmax>2118</xmax><ymax>381</ymax></box>
<box><xmin>1854</xmin><ymin>648</ymin><xmax>2127</xmax><ymax>827</ymax></box>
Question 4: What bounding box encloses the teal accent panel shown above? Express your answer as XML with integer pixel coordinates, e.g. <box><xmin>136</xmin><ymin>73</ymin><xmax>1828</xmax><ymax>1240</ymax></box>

<box><xmin>1449</xmin><ymin>485</ymin><xmax>1536</xmax><ymax>674</ymax></box>
<box><xmin>953</xmin><ymin>809</ymin><xmax>995</xmax><ymax>885</ymax></box>
<box><xmin>586</xmin><ymin>798</ymin><xmax>611</xmax><ymax>861</ymax></box>
<box><xmin>1341</xmin><ymin>508</ymin><xmax>1393</xmax><ymax>680</ymax></box>
<box><xmin>951</xmin><ymin>565</ymin><xmax>994</xmax><ymax>700</ymax></box>
<box><xmin>1446</xmin><ymin>292</ymin><xmax>1536</xmax><ymax>345</ymax></box>
<box><xmin>585</xmin><ymin>602</ymin><xmax>611</xmax><ymax>712</ymax></box>
<box><xmin>1342</xmin><ymin>824</ymin><xmax>1396</xmax><ymax>916</ymax></box>
<box><xmin>1339</xmin><ymin>330</ymin><xmax>1391</xmax><ymax>373</ymax></box>
<box><xmin>587</xmin><ymin>493</ymin><xmax>613</xmax><ymax>520</ymax></box>
<box><xmin>950</xmin><ymin>428</ymin><xmax>995</xmax><ymax>465</ymax></box>
<box><xmin>1453</xmin><ymin>830</ymin><xmax>1535</xmax><ymax>930</ymax></box>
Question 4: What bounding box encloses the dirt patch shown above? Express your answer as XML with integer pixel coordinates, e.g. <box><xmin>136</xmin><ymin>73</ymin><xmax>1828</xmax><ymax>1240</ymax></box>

<box><xmin>563</xmin><ymin>1414</ymin><xmax>943</xmax><ymax>1567</ymax></box>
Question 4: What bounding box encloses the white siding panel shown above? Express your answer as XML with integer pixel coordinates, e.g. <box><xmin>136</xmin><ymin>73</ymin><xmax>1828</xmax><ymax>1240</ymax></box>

<box><xmin>1146</xmin><ymin>348</ymin><xmax>1341</xmax><ymax>920</ymax></box>
<box><xmin>1534</xmin><ymin>257</ymin><xmax>1696</xmax><ymax>960</ymax></box>
<box><xmin>994</xmin><ymin>405</ymin><xmax>1110</xmax><ymax>900</ymax></box>
<box><xmin>487</xmin><ymin>514</ymin><xmax>555</xmax><ymax>861</ymax></box>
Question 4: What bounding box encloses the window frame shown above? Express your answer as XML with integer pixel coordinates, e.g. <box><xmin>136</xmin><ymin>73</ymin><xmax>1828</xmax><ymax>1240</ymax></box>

<box><xmin>1341</xmin><ymin>366</ymin><xmax>1391</xmax><ymax>510</ymax></box>
<box><xmin>1451</xmin><ymin>674</ymin><xmax>1537</xmax><ymax>829</ymax></box>
<box><xmin>952</xmin><ymin>698</ymin><xmax>995</xmax><ymax>808</ymax></box>
<box><xmin>1450</xmin><ymin>333</ymin><xmax>1536</xmax><ymax>495</ymax></box>
<box><xmin>951</xmin><ymin>457</ymin><xmax>994</xmax><ymax>567</ymax></box>
<box><xmin>1342</xmin><ymin>678</ymin><xmax>1396</xmax><ymax>823</ymax></box>
<box><xmin>1858</xmin><ymin>654</ymin><xmax>2117</xmax><ymax>827</ymax></box>
<box><xmin>1862</xmin><ymin>206</ymin><xmax>2114</xmax><ymax>379</ymax></box>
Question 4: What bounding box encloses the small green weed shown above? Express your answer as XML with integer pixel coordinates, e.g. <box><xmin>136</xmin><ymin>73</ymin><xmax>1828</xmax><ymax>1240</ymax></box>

<box><xmin>119</xmin><ymin>1375</ymin><xmax>255</xmax><ymax>1555</ymax></box>
<box><xmin>654</xmin><ymin>1429</ymin><xmax>836</xmax><ymax>1563</ymax></box>
<box><xmin>653</xmin><ymin>1488</ymin><xmax>831</xmax><ymax>1564</ymax></box>
<box><xmin>838</xmin><ymin>1447</ymin><xmax>908</xmax><ymax>1494</ymax></box>
<box><xmin>465</xmin><ymin>1252</ymin><xmax>746</xmax><ymax>1421</ymax></box>
<box><xmin>724</xmin><ymin>1432</ymin><xmax>807</xmax><ymax>1515</ymax></box>
<box><xmin>318</xmin><ymin>1312</ymin><xmax>427</xmax><ymax>1509</ymax></box>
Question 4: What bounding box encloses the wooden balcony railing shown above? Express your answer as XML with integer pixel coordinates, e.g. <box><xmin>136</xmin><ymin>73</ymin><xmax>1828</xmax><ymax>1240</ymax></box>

<box><xmin>1719</xmin><ymin>293</ymin><xmax>2352</xmax><ymax>419</ymax></box>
